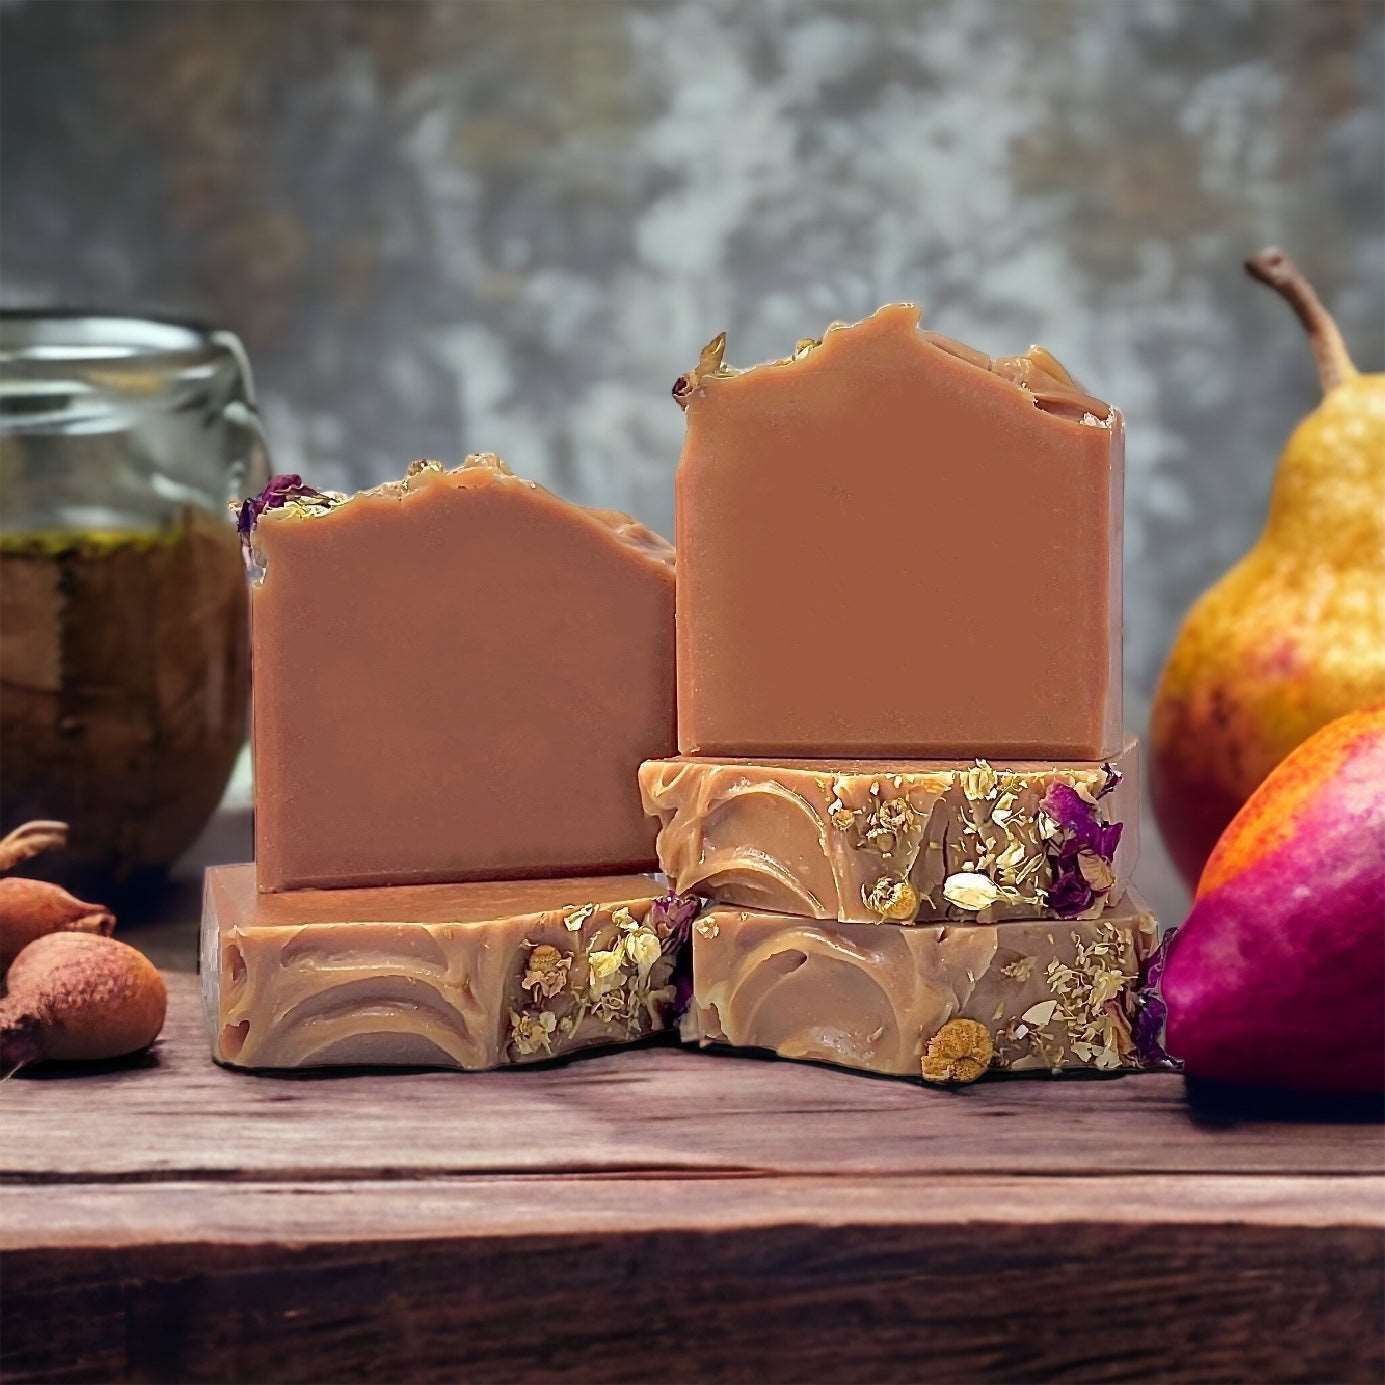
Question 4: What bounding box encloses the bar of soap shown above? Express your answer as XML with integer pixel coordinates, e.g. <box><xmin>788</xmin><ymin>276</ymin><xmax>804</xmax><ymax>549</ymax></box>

<box><xmin>673</xmin><ymin>304</ymin><xmax>1123</xmax><ymax>758</ymax></box>
<box><xmin>247</xmin><ymin>456</ymin><xmax>675</xmax><ymax>891</ymax></box>
<box><xmin>641</xmin><ymin>740</ymin><xmax>1138</xmax><ymax>924</ymax></box>
<box><xmin>684</xmin><ymin>896</ymin><xmax>1157</xmax><ymax>1080</ymax></box>
<box><xmin>202</xmin><ymin>863</ymin><xmax>696</xmax><ymax>1070</ymax></box>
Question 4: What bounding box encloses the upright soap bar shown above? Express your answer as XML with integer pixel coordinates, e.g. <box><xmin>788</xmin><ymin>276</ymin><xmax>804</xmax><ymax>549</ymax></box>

<box><xmin>640</xmin><ymin>740</ymin><xmax>1138</xmax><ymax>923</ymax></box>
<box><xmin>247</xmin><ymin>456</ymin><xmax>676</xmax><ymax>890</ymax></box>
<box><xmin>685</xmin><ymin>896</ymin><xmax>1157</xmax><ymax>1080</ymax></box>
<box><xmin>202</xmin><ymin>863</ymin><xmax>695</xmax><ymax>1070</ymax></box>
<box><xmin>674</xmin><ymin>305</ymin><xmax>1124</xmax><ymax>758</ymax></box>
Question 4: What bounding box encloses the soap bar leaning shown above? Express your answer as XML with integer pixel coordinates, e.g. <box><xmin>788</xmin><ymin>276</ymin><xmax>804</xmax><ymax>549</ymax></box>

<box><xmin>247</xmin><ymin>456</ymin><xmax>675</xmax><ymax>890</ymax></box>
<box><xmin>673</xmin><ymin>304</ymin><xmax>1124</xmax><ymax>758</ymax></box>
<box><xmin>684</xmin><ymin>896</ymin><xmax>1157</xmax><ymax>1080</ymax></box>
<box><xmin>640</xmin><ymin>740</ymin><xmax>1138</xmax><ymax>923</ymax></box>
<box><xmin>202</xmin><ymin>864</ymin><xmax>696</xmax><ymax>1070</ymax></box>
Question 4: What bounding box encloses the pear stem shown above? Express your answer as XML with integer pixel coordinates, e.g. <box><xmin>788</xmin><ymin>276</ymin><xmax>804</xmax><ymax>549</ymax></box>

<box><xmin>1245</xmin><ymin>247</ymin><xmax>1358</xmax><ymax>394</ymax></box>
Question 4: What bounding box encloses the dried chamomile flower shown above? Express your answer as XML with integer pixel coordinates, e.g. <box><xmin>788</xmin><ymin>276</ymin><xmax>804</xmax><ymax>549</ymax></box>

<box><xmin>875</xmin><ymin>797</ymin><xmax>917</xmax><ymax>835</ymax></box>
<box><xmin>942</xmin><ymin>871</ymin><xmax>1000</xmax><ymax>912</ymax></box>
<box><xmin>562</xmin><ymin>903</ymin><xmax>596</xmax><ymax>932</ymax></box>
<box><xmin>828</xmin><ymin>799</ymin><xmax>856</xmax><ymax>830</ymax></box>
<box><xmin>521</xmin><ymin>944</ymin><xmax>571</xmax><ymax>999</ymax></box>
<box><xmin>509</xmin><ymin>1008</ymin><xmax>558</xmax><ymax>1056</ymax></box>
<box><xmin>587</xmin><ymin>947</ymin><xmax>624</xmax><ymax>982</ymax></box>
<box><xmin>695</xmin><ymin>916</ymin><xmax>720</xmax><ymax>939</ymax></box>
<box><xmin>961</xmin><ymin>761</ymin><xmax>998</xmax><ymax>802</ymax></box>
<box><xmin>994</xmin><ymin>839</ymin><xmax>1029</xmax><ymax>875</ymax></box>
<box><xmin>863</xmin><ymin>876</ymin><xmax>920</xmax><ymax>921</ymax></box>
<box><xmin>627</xmin><ymin>929</ymin><xmax>663</xmax><ymax>971</ymax></box>
<box><xmin>921</xmin><ymin>1017</ymin><xmax>994</xmax><ymax>1084</ymax></box>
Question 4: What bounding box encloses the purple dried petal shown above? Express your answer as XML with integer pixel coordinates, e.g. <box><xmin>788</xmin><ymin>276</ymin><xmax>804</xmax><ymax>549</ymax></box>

<box><xmin>1098</xmin><ymin>761</ymin><xmax>1122</xmax><ymax>800</ymax></box>
<box><xmin>1133</xmin><ymin>927</ymin><xmax>1181</xmax><ymax>1069</ymax></box>
<box><xmin>1039</xmin><ymin>782</ymin><xmax>1094</xmax><ymax>836</ymax></box>
<box><xmin>671</xmin><ymin>953</ymin><xmax>694</xmax><ymax>1020</ymax></box>
<box><xmin>237</xmin><ymin>473</ymin><xmax>327</xmax><ymax>537</ymax></box>
<box><xmin>1047</xmin><ymin>864</ymin><xmax>1096</xmax><ymax>919</ymax></box>
<box><xmin>1093</xmin><ymin>820</ymin><xmax>1124</xmax><ymax>861</ymax></box>
<box><xmin>650</xmin><ymin>891</ymin><xmax>699</xmax><ymax>948</ymax></box>
<box><xmin>1041</xmin><ymin>783</ymin><xmax>1123</xmax><ymax>861</ymax></box>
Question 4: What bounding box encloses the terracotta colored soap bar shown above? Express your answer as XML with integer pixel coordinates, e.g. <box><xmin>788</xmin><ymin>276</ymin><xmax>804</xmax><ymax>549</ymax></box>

<box><xmin>245</xmin><ymin>456</ymin><xmax>675</xmax><ymax>891</ymax></box>
<box><xmin>640</xmin><ymin>740</ymin><xmax>1138</xmax><ymax>923</ymax></box>
<box><xmin>684</xmin><ymin>895</ymin><xmax>1157</xmax><ymax>1080</ymax></box>
<box><xmin>202</xmin><ymin>863</ymin><xmax>696</xmax><ymax>1070</ymax></box>
<box><xmin>673</xmin><ymin>304</ymin><xmax>1123</xmax><ymax>758</ymax></box>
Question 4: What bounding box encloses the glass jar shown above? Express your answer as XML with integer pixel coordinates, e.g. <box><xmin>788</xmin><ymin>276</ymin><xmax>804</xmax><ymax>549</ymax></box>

<box><xmin>0</xmin><ymin>312</ymin><xmax>269</xmax><ymax>895</ymax></box>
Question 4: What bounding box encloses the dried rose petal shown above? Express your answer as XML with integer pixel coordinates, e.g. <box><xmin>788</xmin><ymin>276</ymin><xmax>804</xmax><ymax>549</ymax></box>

<box><xmin>1133</xmin><ymin>927</ymin><xmax>1181</xmax><ymax>1069</ymax></box>
<box><xmin>1046</xmin><ymin>863</ymin><xmax>1096</xmax><ymax>919</ymax></box>
<box><xmin>649</xmin><ymin>891</ymin><xmax>699</xmax><ymax>947</ymax></box>
<box><xmin>1098</xmin><ymin>761</ymin><xmax>1123</xmax><ymax>800</ymax></box>
<box><xmin>1041</xmin><ymin>783</ymin><xmax>1123</xmax><ymax>861</ymax></box>
<box><xmin>236</xmin><ymin>472</ymin><xmax>333</xmax><ymax>558</ymax></box>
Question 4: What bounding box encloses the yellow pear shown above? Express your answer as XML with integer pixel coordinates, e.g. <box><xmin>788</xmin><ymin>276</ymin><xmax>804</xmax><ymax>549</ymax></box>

<box><xmin>1151</xmin><ymin>248</ymin><xmax>1385</xmax><ymax>889</ymax></box>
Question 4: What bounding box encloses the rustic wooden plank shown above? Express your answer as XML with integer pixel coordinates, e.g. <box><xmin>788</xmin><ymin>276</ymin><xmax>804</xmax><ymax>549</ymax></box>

<box><xmin>3</xmin><ymin>1175</ymin><xmax>1382</xmax><ymax>1249</ymax></box>
<box><xmin>4</xmin><ymin>976</ymin><xmax>1383</xmax><ymax>1183</ymax></box>
<box><xmin>3</xmin><ymin>1191</ymin><xmax>1380</xmax><ymax>1384</ymax></box>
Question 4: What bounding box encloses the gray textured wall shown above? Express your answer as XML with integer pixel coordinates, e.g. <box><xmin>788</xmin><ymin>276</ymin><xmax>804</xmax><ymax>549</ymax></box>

<box><xmin>4</xmin><ymin>0</ymin><xmax>1383</xmax><ymax>747</ymax></box>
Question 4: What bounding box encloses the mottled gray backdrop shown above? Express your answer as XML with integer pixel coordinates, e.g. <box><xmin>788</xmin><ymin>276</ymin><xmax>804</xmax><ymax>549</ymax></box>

<box><xmin>3</xmin><ymin>0</ymin><xmax>1382</xmax><ymax>910</ymax></box>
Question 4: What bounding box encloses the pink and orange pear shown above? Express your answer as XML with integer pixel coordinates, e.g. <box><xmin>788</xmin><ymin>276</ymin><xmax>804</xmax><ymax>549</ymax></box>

<box><xmin>1161</xmin><ymin>705</ymin><xmax>1385</xmax><ymax>1096</ymax></box>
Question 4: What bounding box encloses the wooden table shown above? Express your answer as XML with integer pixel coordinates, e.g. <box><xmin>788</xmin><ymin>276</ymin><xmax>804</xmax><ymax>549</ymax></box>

<box><xmin>3</xmin><ymin>791</ymin><xmax>1383</xmax><ymax>1383</ymax></box>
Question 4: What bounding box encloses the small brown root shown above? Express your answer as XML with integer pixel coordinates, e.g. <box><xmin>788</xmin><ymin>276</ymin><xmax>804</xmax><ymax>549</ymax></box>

<box><xmin>0</xmin><ymin>820</ymin><xmax>69</xmax><ymax>873</ymax></box>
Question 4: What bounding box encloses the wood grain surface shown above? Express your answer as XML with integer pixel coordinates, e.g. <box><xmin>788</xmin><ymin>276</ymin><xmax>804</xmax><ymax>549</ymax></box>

<box><xmin>4</xmin><ymin>964</ymin><xmax>1383</xmax><ymax>1383</ymax></box>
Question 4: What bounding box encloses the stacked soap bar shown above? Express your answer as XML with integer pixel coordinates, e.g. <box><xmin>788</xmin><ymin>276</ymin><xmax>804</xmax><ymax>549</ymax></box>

<box><xmin>639</xmin><ymin>742</ymin><xmax>1139</xmax><ymax>924</ymax></box>
<box><xmin>204</xmin><ymin>865</ymin><xmax>694</xmax><ymax>1070</ymax></box>
<box><xmin>249</xmin><ymin>455</ymin><xmax>676</xmax><ymax>889</ymax></box>
<box><xmin>204</xmin><ymin>455</ymin><xmax>691</xmax><ymax>1070</ymax></box>
<box><xmin>656</xmin><ymin>305</ymin><xmax>1158</xmax><ymax>1084</ymax></box>
<box><xmin>685</xmin><ymin>897</ymin><xmax>1157</xmax><ymax>1077</ymax></box>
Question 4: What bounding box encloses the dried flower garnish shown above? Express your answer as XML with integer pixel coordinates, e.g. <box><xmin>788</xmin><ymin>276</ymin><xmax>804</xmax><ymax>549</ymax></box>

<box><xmin>942</xmin><ymin>871</ymin><xmax>1000</xmax><ymax>912</ymax></box>
<box><xmin>1000</xmin><ymin>955</ymin><xmax>1035</xmax><ymax>982</ymax></box>
<box><xmin>627</xmin><ymin>929</ymin><xmax>663</xmax><ymax>971</ymax></box>
<box><xmin>236</xmin><ymin>474</ymin><xmax>329</xmax><ymax>539</ymax></box>
<box><xmin>1038</xmin><ymin>782</ymin><xmax>1124</xmax><ymax>919</ymax></box>
<box><xmin>521</xmin><ymin>944</ymin><xmax>571</xmax><ymax>999</ymax></box>
<box><xmin>508</xmin><ymin>1008</ymin><xmax>557</xmax><ymax>1056</ymax></box>
<box><xmin>1133</xmin><ymin>926</ymin><xmax>1180</xmax><ymax>1069</ymax></box>
<box><xmin>562</xmin><ymin>903</ymin><xmax>596</xmax><ymax>932</ymax></box>
<box><xmin>647</xmin><ymin>891</ymin><xmax>699</xmax><ymax>947</ymax></box>
<box><xmin>672</xmin><ymin>331</ymin><xmax>728</xmax><ymax>407</ymax></box>
<box><xmin>921</xmin><ymin>1017</ymin><xmax>993</xmax><ymax>1084</ymax></box>
<box><xmin>863</xmin><ymin>876</ymin><xmax>920</xmax><ymax>921</ymax></box>
<box><xmin>961</xmin><ymin>761</ymin><xmax>998</xmax><ymax>802</ymax></box>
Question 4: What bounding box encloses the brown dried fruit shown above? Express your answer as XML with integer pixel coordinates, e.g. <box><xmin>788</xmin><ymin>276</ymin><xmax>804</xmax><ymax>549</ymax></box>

<box><xmin>0</xmin><ymin>932</ymin><xmax>166</xmax><ymax>1070</ymax></box>
<box><xmin>921</xmin><ymin>1017</ymin><xmax>994</xmax><ymax>1085</ymax></box>
<box><xmin>863</xmin><ymin>877</ymin><xmax>920</xmax><ymax>922</ymax></box>
<box><xmin>0</xmin><ymin>876</ymin><xmax>116</xmax><ymax>972</ymax></box>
